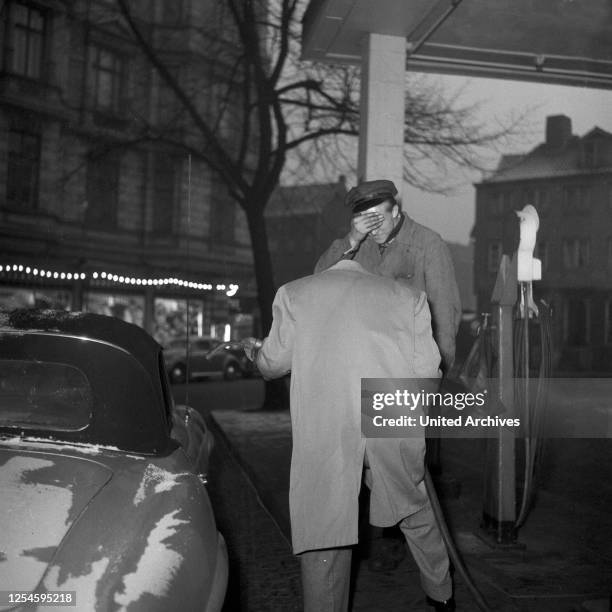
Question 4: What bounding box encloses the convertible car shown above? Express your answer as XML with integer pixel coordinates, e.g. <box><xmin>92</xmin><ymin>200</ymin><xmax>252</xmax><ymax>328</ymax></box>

<box><xmin>0</xmin><ymin>309</ymin><xmax>228</xmax><ymax>612</ymax></box>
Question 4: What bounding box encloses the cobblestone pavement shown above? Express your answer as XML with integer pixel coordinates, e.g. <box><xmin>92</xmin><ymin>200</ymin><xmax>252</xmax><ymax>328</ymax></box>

<box><xmin>205</xmin><ymin>416</ymin><xmax>302</xmax><ymax>611</ymax></box>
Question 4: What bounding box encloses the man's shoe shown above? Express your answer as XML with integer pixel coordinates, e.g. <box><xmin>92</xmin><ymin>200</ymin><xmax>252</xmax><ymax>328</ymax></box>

<box><xmin>425</xmin><ymin>595</ymin><xmax>456</xmax><ymax>611</ymax></box>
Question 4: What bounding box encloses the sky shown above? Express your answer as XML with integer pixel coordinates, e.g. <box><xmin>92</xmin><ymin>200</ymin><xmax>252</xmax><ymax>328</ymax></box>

<box><xmin>404</xmin><ymin>75</ymin><xmax>612</xmax><ymax>245</ymax></box>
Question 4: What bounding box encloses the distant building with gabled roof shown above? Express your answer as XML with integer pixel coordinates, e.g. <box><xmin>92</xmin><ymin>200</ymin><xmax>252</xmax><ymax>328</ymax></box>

<box><xmin>473</xmin><ymin>115</ymin><xmax>612</xmax><ymax>371</ymax></box>
<box><xmin>265</xmin><ymin>177</ymin><xmax>350</xmax><ymax>286</ymax></box>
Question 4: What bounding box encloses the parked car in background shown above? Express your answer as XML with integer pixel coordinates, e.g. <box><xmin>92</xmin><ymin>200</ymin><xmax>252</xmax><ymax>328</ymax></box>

<box><xmin>164</xmin><ymin>336</ymin><xmax>254</xmax><ymax>384</ymax></box>
<box><xmin>0</xmin><ymin>309</ymin><xmax>228</xmax><ymax>612</ymax></box>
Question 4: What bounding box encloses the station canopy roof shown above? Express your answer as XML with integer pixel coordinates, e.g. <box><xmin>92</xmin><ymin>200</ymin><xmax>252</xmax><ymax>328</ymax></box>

<box><xmin>302</xmin><ymin>0</ymin><xmax>612</xmax><ymax>90</ymax></box>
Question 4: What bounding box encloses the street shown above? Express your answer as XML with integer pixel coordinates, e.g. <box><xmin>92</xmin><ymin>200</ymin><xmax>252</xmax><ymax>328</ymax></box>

<box><xmin>172</xmin><ymin>378</ymin><xmax>612</xmax><ymax>612</ymax></box>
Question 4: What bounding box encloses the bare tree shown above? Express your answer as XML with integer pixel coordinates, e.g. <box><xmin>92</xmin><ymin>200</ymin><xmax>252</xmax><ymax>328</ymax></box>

<box><xmin>106</xmin><ymin>0</ymin><xmax>523</xmax><ymax>407</ymax></box>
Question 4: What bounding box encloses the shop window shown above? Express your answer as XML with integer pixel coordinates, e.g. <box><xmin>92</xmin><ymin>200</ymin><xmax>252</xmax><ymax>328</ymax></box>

<box><xmin>9</xmin><ymin>2</ymin><xmax>46</xmax><ymax>80</ymax></box>
<box><xmin>84</xmin><ymin>292</ymin><xmax>144</xmax><ymax>327</ymax></box>
<box><xmin>6</xmin><ymin>127</ymin><xmax>40</xmax><ymax>210</ymax></box>
<box><xmin>153</xmin><ymin>298</ymin><xmax>206</xmax><ymax>347</ymax></box>
<box><xmin>85</xmin><ymin>152</ymin><xmax>120</xmax><ymax>229</ymax></box>
<box><xmin>0</xmin><ymin>287</ymin><xmax>71</xmax><ymax>310</ymax></box>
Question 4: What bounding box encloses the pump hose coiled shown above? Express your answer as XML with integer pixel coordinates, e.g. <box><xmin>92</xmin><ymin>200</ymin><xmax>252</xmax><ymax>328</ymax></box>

<box><xmin>514</xmin><ymin>300</ymin><xmax>553</xmax><ymax>528</ymax></box>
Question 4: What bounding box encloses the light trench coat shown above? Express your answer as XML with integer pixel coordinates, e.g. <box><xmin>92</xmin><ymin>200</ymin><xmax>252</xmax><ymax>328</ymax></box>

<box><xmin>256</xmin><ymin>260</ymin><xmax>441</xmax><ymax>554</ymax></box>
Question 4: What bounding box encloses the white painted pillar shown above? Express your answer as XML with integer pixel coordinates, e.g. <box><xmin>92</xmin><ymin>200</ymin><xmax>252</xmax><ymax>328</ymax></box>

<box><xmin>358</xmin><ymin>33</ymin><xmax>406</xmax><ymax>200</ymax></box>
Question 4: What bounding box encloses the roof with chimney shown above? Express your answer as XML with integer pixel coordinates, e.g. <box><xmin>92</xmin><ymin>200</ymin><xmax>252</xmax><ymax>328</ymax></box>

<box><xmin>480</xmin><ymin>116</ymin><xmax>612</xmax><ymax>185</ymax></box>
<box><xmin>265</xmin><ymin>178</ymin><xmax>347</xmax><ymax>218</ymax></box>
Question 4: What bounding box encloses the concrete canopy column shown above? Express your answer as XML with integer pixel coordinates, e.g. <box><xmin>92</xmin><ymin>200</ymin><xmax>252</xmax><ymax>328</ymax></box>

<box><xmin>357</xmin><ymin>33</ymin><xmax>406</xmax><ymax>199</ymax></box>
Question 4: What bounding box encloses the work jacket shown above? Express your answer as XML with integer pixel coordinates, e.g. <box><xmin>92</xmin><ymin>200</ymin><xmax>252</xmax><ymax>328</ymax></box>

<box><xmin>256</xmin><ymin>260</ymin><xmax>441</xmax><ymax>554</ymax></box>
<box><xmin>315</xmin><ymin>213</ymin><xmax>461</xmax><ymax>374</ymax></box>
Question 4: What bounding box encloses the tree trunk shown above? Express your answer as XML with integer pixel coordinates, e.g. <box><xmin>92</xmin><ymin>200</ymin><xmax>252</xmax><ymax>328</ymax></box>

<box><xmin>246</xmin><ymin>205</ymin><xmax>289</xmax><ymax>410</ymax></box>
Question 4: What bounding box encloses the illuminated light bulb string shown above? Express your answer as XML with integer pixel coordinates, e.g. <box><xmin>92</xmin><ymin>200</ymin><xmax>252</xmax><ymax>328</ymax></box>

<box><xmin>0</xmin><ymin>264</ymin><xmax>239</xmax><ymax>297</ymax></box>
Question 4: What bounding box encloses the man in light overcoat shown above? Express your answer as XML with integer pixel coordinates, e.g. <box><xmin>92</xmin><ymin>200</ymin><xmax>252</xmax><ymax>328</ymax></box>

<box><xmin>243</xmin><ymin>259</ymin><xmax>454</xmax><ymax>611</ymax></box>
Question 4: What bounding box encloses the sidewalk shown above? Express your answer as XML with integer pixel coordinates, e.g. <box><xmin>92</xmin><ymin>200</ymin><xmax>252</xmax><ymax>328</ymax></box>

<box><xmin>208</xmin><ymin>407</ymin><xmax>612</xmax><ymax>612</ymax></box>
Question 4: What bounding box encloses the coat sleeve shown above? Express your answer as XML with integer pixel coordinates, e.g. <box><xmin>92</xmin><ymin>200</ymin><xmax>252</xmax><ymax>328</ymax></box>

<box><xmin>424</xmin><ymin>238</ymin><xmax>462</xmax><ymax>375</ymax></box>
<box><xmin>314</xmin><ymin>234</ymin><xmax>354</xmax><ymax>273</ymax></box>
<box><xmin>412</xmin><ymin>291</ymin><xmax>442</xmax><ymax>379</ymax></box>
<box><xmin>256</xmin><ymin>286</ymin><xmax>295</xmax><ymax>379</ymax></box>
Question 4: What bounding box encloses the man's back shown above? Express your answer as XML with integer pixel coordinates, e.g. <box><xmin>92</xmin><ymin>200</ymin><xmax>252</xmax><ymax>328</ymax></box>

<box><xmin>260</xmin><ymin>260</ymin><xmax>440</xmax><ymax>388</ymax></box>
<box><xmin>257</xmin><ymin>260</ymin><xmax>440</xmax><ymax>449</ymax></box>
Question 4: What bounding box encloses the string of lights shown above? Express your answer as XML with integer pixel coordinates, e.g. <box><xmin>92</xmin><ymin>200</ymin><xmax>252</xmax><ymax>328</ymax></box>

<box><xmin>0</xmin><ymin>264</ymin><xmax>240</xmax><ymax>297</ymax></box>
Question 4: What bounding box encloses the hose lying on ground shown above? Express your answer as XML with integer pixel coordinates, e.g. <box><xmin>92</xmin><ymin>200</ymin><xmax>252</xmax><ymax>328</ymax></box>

<box><xmin>425</xmin><ymin>468</ymin><xmax>493</xmax><ymax>612</ymax></box>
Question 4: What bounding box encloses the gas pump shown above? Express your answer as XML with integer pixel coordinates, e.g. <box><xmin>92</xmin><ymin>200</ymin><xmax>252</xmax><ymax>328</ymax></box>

<box><xmin>421</xmin><ymin>204</ymin><xmax>555</xmax><ymax>611</ymax></box>
<box><xmin>481</xmin><ymin>204</ymin><xmax>552</xmax><ymax>542</ymax></box>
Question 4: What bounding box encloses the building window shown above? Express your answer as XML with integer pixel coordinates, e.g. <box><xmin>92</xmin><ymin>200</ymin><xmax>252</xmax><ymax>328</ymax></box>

<box><xmin>210</xmin><ymin>198</ymin><xmax>235</xmax><ymax>244</ymax></box>
<box><xmin>152</xmin><ymin>153</ymin><xmax>178</xmax><ymax>234</ymax></box>
<box><xmin>9</xmin><ymin>2</ymin><xmax>46</xmax><ymax>79</ymax></box>
<box><xmin>582</xmin><ymin>140</ymin><xmax>602</xmax><ymax>167</ymax></box>
<box><xmin>534</xmin><ymin>188</ymin><xmax>550</xmax><ymax>215</ymax></box>
<box><xmin>487</xmin><ymin>241</ymin><xmax>502</xmax><ymax>273</ymax></box>
<box><xmin>92</xmin><ymin>45</ymin><xmax>125</xmax><ymax>113</ymax></box>
<box><xmin>85</xmin><ymin>152</ymin><xmax>120</xmax><ymax>228</ymax></box>
<box><xmin>564</xmin><ymin>298</ymin><xmax>590</xmax><ymax>347</ymax></box>
<box><xmin>162</xmin><ymin>1</ymin><xmax>183</xmax><ymax>24</ymax></box>
<box><xmin>6</xmin><ymin>127</ymin><xmax>40</xmax><ymax>209</ymax></box>
<box><xmin>605</xmin><ymin>300</ymin><xmax>612</xmax><ymax>345</ymax></box>
<box><xmin>491</xmin><ymin>192</ymin><xmax>511</xmax><ymax>216</ymax></box>
<box><xmin>536</xmin><ymin>241</ymin><xmax>548</xmax><ymax>272</ymax></box>
<box><xmin>562</xmin><ymin>238</ymin><xmax>590</xmax><ymax>269</ymax></box>
<box><xmin>563</xmin><ymin>185</ymin><xmax>591</xmax><ymax>212</ymax></box>
<box><xmin>157</xmin><ymin>69</ymin><xmax>181</xmax><ymax>123</ymax></box>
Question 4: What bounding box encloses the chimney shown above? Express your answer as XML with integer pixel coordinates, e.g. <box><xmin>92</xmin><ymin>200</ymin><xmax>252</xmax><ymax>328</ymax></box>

<box><xmin>545</xmin><ymin>114</ymin><xmax>572</xmax><ymax>148</ymax></box>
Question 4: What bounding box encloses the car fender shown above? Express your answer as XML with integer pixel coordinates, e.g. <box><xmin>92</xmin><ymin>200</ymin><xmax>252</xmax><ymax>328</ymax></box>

<box><xmin>39</xmin><ymin>455</ymin><xmax>227</xmax><ymax>612</ymax></box>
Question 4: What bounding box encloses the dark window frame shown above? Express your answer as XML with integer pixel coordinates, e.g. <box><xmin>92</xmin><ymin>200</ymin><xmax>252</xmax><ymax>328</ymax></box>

<box><xmin>536</xmin><ymin>241</ymin><xmax>548</xmax><ymax>271</ymax></box>
<box><xmin>6</xmin><ymin>126</ymin><xmax>41</xmax><ymax>210</ymax></box>
<box><xmin>562</xmin><ymin>237</ymin><xmax>590</xmax><ymax>270</ymax></box>
<box><xmin>7</xmin><ymin>1</ymin><xmax>47</xmax><ymax>80</ymax></box>
<box><xmin>152</xmin><ymin>152</ymin><xmax>178</xmax><ymax>235</ymax></box>
<box><xmin>210</xmin><ymin>195</ymin><xmax>236</xmax><ymax>245</ymax></box>
<box><xmin>487</xmin><ymin>240</ymin><xmax>502</xmax><ymax>273</ymax></box>
<box><xmin>605</xmin><ymin>299</ymin><xmax>612</xmax><ymax>346</ymax></box>
<box><xmin>562</xmin><ymin>184</ymin><xmax>592</xmax><ymax>213</ymax></box>
<box><xmin>91</xmin><ymin>43</ymin><xmax>126</xmax><ymax>115</ymax></box>
<box><xmin>85</xmin><ymin>151</ymin><xmax>121</xmax><ymax>230</ymax></box>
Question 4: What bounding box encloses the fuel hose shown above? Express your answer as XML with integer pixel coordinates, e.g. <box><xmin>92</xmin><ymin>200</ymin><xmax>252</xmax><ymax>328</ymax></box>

<box><xmin>425</xmin><ymin>468</ymin><xmax>493</xmax><ymax>612</ymax></box>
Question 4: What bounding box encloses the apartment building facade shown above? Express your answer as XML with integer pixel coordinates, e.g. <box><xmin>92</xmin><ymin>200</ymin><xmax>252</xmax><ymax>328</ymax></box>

<box><xmin>473</xmin><ymin>115</ymin><xmax>612</xmax><ymax>371</ymax></box>
<box><xmin>0</xmin><ymin>0</ymin><xmax>255</xmax><ymax>345</ymax></box>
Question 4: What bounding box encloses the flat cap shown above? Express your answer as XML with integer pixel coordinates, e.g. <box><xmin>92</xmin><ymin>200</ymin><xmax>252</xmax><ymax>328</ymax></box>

<box><xmin>346</xmin><ymin>179</ymin><xmax>398</xmax><ymax>212</ymax></box>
